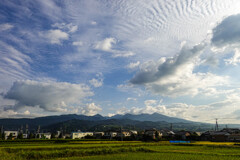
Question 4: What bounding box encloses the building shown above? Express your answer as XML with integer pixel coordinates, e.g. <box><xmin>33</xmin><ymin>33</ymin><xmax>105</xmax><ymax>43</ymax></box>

<box><xmin>160</xmin><ymin>129</ymin><xmax>175</xmax><ymax>139</ymax></box>
<box><xmin>93</xmin><ymin>132</ymin><xmax>104</xmax><ymax>138</ymax></box>
<box><xmin>117</xmin><ymin>130</ymin><xmax>131</xmax><ymax>137</ymax></box>
<box><xmin>4</xmin><ymin>131</ymin><xmax>18</xmax><ymax>140</ymax></box>
<box><xmin>71</xmin><ymin>132</ymin><xmax>93</xmax><ymax>139</ymax></box>
<box><xmin>104</xmin><ymin>131</ymin><xmax>117</xmax><ymax>139</ymax></box>
<box><xmin>63</xmin><ymin>133</ymin><xmax>71</xmax><ymax>139</ymax></box>
<box><xmin>130</xmin><ymin>130</ymin><xmax>138</xmax><ymax>135</ymax></box>
<box><xmin>174</xmin><ymin>131</ymin><xmax>191</xmax><ymax>140</ymax></box>
<box><xmin>221</xmin><ymin>128</ymin><xmax>240</xmax><ymax>134</ymax></box>
<box><xmin>200</xmin><ymin>131</ymin><xmax>214</xmax><ymax>141</ymax></box>
<box><xmin>56</xmin><ymin>131</ymin><xmax>61</xmax><ymax>138</ymax></box>
<box><xmin>144</xmin><ymin>128</ymin><xmax>162</xmax><ymax>139</ymax></box>
<box><xmin>22</xmin><ymin>133</ymin><xmax>28</xmax><ymax>139</ymax></box>
<box><xmin>36</xmin><ymin>133</ymin><xmax>51</xmax><ymax>139</ymax></box>
<box><xmin>211</xmin><ymin>132</ymin><xmax>230</xmax><ymax>142</ymax></box>
<box><xmin>228</xmin><ymin>134</ymin><xmax>240</xmax><ymax>142</ymax></box>
<box><xmin>104</xmin><ymin>131</ymin><xmax>117</xmax><ymax>138</ymax></box>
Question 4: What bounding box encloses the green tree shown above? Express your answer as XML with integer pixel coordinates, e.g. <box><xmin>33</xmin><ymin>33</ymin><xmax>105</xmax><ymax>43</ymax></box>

<box><xmin>155</xmin><ymin>131</ymin><xmax>161</xmax><ymax>141</ymax></box>
<box><xmin>51</xmin><ymin>133</ymin><xmax>55</xmax><ymax>139</ymax></box>
<box><xmin>58</xmin><ymin>133</ymin><xmax>63</xmax><ymax>139</ymax></box>
<box><xmin>17</xmin><ymin>133</ymin><xmax>23</xmax><ymax>139</ymax></box>
<box><xmin>7</xmin><ymin>133</ymin><xmax>13</xmax><ymax>140</ymax></box>
<box><xmin>28</xmin><ymin>133</ymin><xmax>34</xmax><ymax>139</ymax></box>
<box><xmin>2</xmin><ymin>132</ymin><xmax>5</xmax><ymax>140</ymax></box>
<box><xmin>41</xmin><ymin>134</ymin><xmax>46</xmax><ymax>139</ymax></box>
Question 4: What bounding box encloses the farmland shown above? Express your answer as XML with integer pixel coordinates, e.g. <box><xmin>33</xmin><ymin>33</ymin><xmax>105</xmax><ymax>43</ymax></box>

<box><xmin>1</xmin><ymin>140</ymin><xmax>240</xmax><ymax>159</ymax></box>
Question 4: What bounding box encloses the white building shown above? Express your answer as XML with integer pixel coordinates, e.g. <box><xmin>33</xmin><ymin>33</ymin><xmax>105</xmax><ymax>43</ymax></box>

<box><xmin>22</xmin><ymin>133</ymin><xmax>28</xmax><ymax>139</ymax></box>
<box><xmin>36</xmin><ymin>133</ymin><xmax>51</xmax><ymax>139</ymax></box>
<box><xmin>130</xmin><ymin>130</ymin><xmax>138</xmax><ymax>135</ymax></box>
<box><xmin>4</xmin><ymin>131</ymin><xmax>18</xmax><ymax>140</ymax></box>
<box><xmin>104</xmin><ymin>131</ymin><xmax>117</xmax><ymax>138</ymax></box>
<box><xmin>117</xmin><ymin>131</ymin><xmax>131</xmax><ymax>137</ymax></box>
<box><xmin>71</xmin><ymin>132</ymin><xmax>93</xmax><ymax>139</ymax></box>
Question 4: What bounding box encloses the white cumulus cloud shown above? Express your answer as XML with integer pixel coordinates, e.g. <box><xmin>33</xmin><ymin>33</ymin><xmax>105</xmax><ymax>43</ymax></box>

<box><xmin>42</xmin><ymin>29</ymin><xmax>69</xmax><ymax>44</ymax></box>
<box><xmin>89</xmin><ymin>78</ymin><xmax>103</xmax><ymax>87</ymax></box>
<box><xmin>130</xmin><ymin>43</ymin><xmax>228</xmax><ymax>97</ymax></box>
<box><xmin>3</xmin><ymin>80</ymin><xmax>93</xmax><ymax>112</ymax></box>
<box><xmin>224</xmin><ymin>48</ymin><xmax>240</xmax><ymax>66</ymax></box>
<box><xmin>211</xmin><ymin>14</ymin><xmax>240</xmax><ymax>48</ymax></box>
<box><xmin>95</xmin><ymin>37</ymin><xmax>116</xmax><ymax>51</ymax></box>
<box><xmin>80</xmin><ymin>103</ymin><xmax>102</xmax><ymax>116</ymax></box>
<box><xmin>95</xmin><ymin>37</ymin><xmax>135</xmax><ymax>58</ymax></box>
<box><xmin>116</xmin><ymin>92</ymin><xmax>240</xmax><ymax>123</ymax></box>
<box><xmin>89</xmin><ymin>73</ymin><xmax>104</xmax><ymax>88</ymax></box>
<box><xmin>126</xmin><ymin>61</ymin><xmax>140</xmax><ymax>69</ymax></box>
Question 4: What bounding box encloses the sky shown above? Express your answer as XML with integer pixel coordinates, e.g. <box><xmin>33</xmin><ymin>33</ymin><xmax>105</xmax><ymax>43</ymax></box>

<box><xmin>1</xmin><ymin>0</ymin><xmax>240</xmax><ymax>124</ymax></box>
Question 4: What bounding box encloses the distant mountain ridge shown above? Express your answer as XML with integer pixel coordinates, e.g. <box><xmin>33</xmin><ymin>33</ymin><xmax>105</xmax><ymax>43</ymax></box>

<box><xmin>0</xmin><ymin>113</ymin><xmax>207</xmax><ymax>131</ymax></box>
<box><xmin>0</xmin><ymin>114</ymin><xmax>106</xmax><ymax>130</ymax></box>
<box><xmin>111</xmin><ymin>113</ymin><xmax>192</xmax><ymax>123</ymax></box>
<box><xmin>1</xmin><ymin>113</ymin><xmax>239</xmax><ymax>132</ymax></box>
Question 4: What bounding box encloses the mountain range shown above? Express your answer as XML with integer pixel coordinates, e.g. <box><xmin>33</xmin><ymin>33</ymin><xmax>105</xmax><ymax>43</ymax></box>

<box><xmin>0</xmin><ymin>113</ymin><xmax>226</xmax><ymax>132</ymax></box>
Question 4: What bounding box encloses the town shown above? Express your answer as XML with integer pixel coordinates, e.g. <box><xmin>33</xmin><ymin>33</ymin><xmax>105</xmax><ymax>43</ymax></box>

<box><xmin>2</xmin><ymin>125</ymin><xmax>240</xmax><ymax>142</ymax></box>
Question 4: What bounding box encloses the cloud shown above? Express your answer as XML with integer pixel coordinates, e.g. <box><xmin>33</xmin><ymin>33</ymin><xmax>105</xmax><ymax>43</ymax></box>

<box><xmin>113</xmin><ymin>51</ymin><xmax>135</xmax><ymax>58</ymax></box>
<box><xmin>80</xmin><ymin>103</ymin><xmax>102</xmax><ymax>116</ymax></box>
<box><xmin>2</xmin><ymin>0</ymin><xmax>240</xmax><ymax>119</ymax></box>
<box><xmin>144</xmin><ymin>100</ymin><xmax>157</xmax><ymax>106</ymax></box>
<box><xmin>72</xmin><ymin>41</ymin><xmax>83</xmax><ymax>46</ymax></box>
<box><xmin>95</xmin><ymin>37</ymin><xmax>116</xmax><ymax>51</ymax></box>
<box><xmin>0</xmin><ymin>23</ymin><xmax>14</xmax><ymax>32</ymax></box>
<box><xmin>52</xmin><ymin>23</ymin><xmax>78</xmax><ymax>33</ymax></box>
<box><xmin>89</xmin><ymin>73</ymin><xmax>103</xmax><ymax>88</ymax></box>
<box><xmin>212</xmin><ymin>14</ymin><xmax>240</xmax><ymax>47</ymax></box>
<box><xmin>116</xmin><ymin>102</ymin><xmax>165</xmax><ymax>115</ymax></box>
<box><xmin>41</xmin><ymin>29</ymin><xmax>69</xmax><ymax>44</ymax></box>
<box><xmin>210</xmin><ymin>14</ymin><xmax>240</xmax><ymax>67</ymax></box>
<box><xmin>126</xmin><ymin>61</ymin><xmax>140</xmax><ymax>69</ymax></box>
<box><xmin>89</xmin><ymin>78</ymin><xmax>103</xmax><ymax>87</ymax></box>
<box><xmin>0</xmin><ymin>41</ymin><xmax>32</xmax><ymax>92</ymax></box>
<box><xmin>116</xmin><ymin>93</ymin><xmax>240</xmax><ymax>123</ymax></box>
<box><xmin>127</xmin><ymin>97</ymin><xmax>137</xmax><ymax>101</ymax></box>
<box><xmin>117</xmin><ymin>83</ymin><xmax>145</xmax><ymax>97</ymax></box>
<box><xmin>224</xmin><ymin>48</ymin><xmax>240</xmax><ymax>65</ymax></box>
<box><xmin>130</xmin><ymin>43</ymin><xmax>228</xmax><ymax>97</ymax></box>
<box><xmin>130</xmin><ymin>44</ymin><xmax>205</xmax><ymax>84</ymax></box>
<box><xmin>95</xmin><ymin>37</ymin><xmax>135</xmax><ymax>58</ymax></box>
<box><xmin>202</xmin><ymin>55</ymin><xmax>219</xmax><ymax>67</ymax></box>
<box><xmin>24</xmin><ymin>110</ymin><xmax>30</xmax><ymax>115</ymax></box>
<box><xmin>91</xmin><ymin>21</ymin><xmax>97</xmax><ymax>25</ymax></box>
<box><xmin>0</xmin><ymin>108</ymin><xmax>45</xmax><ymax>118</ymax></box>
<box><xmin>3</xmin><ymin>80</ymin><xmax>93</xmax><ymax>112</ymax></box>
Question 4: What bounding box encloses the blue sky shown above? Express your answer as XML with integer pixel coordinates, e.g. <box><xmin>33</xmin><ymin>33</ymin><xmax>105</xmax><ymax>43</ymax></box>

<box><xmin>1</xmin><ymin>0</ymin><xmax>240</xmax><ymax>123</ymax></box>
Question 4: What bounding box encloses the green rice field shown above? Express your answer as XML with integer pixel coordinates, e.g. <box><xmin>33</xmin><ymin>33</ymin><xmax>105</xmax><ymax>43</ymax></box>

<box><xmin>1</xmin><ymin>140</ymin><xmax>240</xmax><ymax>160</ymax></box>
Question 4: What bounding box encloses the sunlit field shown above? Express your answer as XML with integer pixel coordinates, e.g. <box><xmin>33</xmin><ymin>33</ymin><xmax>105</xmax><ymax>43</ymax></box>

<box><xmin>1</xmin><ymin>140</ymin><xmax>240</xmax><ymax>160</ymax></box>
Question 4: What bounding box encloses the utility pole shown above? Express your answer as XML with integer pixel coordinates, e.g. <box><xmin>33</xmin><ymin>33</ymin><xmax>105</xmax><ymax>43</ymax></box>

<box><xmin>121</xmin><ymin>126</ymin><xmax>123</xmax><ymax>141</ymax></box>
<box><xmin>26</xmin><ymin>124</ymin><xmax>29</xmax><ymax>134</ymax></box>
<box><xmin>20</xmin><ymin>125</ymin><xmax>23</xmax><ymax>134</ymax></box>
<box><xmin>215</xmin><ymin>119</ymin><xmax>218</xmax><ymax>131</ymax></box>
<box><xmin>1</xmin><ymin>125</ymin><xmax>3</xmax><ymax>134</ymax></box>
<box><xmin>37</xmin><ymin>125</ymin><xmax>40</xmax><ymax>134</ymax></box>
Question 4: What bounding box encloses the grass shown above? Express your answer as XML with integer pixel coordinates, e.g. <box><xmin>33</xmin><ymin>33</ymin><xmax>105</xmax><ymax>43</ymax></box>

<box><xmin>0</xmin><ymin>140</ymin><xmax>240</xmax><ymax>159</ymax></box>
